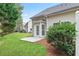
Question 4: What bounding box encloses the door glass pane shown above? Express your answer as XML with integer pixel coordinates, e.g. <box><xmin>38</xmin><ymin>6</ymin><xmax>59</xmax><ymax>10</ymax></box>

<box><xmin>42</xmin><ymin>24</ymin><xmax>45</xmax><ymax>35</ymax></box>
<box><xmin>36</xmin><ymin>25</ymin><xmax>39</xmax><ymax>35</ymax></box>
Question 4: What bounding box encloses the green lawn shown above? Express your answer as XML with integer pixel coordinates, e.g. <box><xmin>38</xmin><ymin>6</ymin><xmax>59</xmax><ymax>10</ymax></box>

<box><xmin>0</xmin><ymin>33</ymin><xmax>46</xmax><ymax>56</ymax></box>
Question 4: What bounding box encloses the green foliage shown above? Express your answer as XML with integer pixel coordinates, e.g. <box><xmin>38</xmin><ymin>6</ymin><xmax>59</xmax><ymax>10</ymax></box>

<box><xmin>0</xmin><ymin>3</ymin><xmax>22</xmax><ymax>36</ymax></box>
<box><xmin>46</xmin><ymin>22</ymin><xmax>76</xmax><ymax>56</ymax></box>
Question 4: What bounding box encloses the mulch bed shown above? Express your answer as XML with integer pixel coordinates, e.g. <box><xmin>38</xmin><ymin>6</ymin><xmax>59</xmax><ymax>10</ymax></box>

<box><xmin>35</xmin><ymin>39</ymin><xmax>66</xmax><ymax>56</ymax></box>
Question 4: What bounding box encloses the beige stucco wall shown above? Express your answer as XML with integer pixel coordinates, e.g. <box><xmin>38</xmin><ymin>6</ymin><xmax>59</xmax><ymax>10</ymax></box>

<box><xmin>32</xmin><ymin>11</ymin><xmax>76</xmax><ymax>37</ymax></box>
<box><xmin>46</xmin><ymin>11</ymin><xmax>76</xmax><ymax>30</ymax></box>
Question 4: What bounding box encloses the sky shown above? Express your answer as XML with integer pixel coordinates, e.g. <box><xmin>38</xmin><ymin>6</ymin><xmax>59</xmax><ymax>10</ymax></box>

<box><xmin>21</xmin><ymin>3</ymin><xmax>59</xmax><ymax>25</ymax></box>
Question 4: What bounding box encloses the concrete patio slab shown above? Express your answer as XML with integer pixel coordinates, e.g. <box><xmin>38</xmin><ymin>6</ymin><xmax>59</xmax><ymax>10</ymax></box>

<box><xmin>21</xmin><ymin>37</ymin><xmax>44</xmax><ymax>42</ymax></box>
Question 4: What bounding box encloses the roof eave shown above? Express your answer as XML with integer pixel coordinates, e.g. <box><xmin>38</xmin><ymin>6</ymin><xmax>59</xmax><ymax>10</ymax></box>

<box><xmin>30</xmin><ymin>15</ymin><xmax>46</xmax><ymax>19</ymax></box>
<box><xmin>31</xmin><ymin>5</ymin><xmax>79</xmax><ymax>19</ymax></box>
<box><xmin>47</xmin><ymin>6</ymin><xmax>79</xmax><ymax>17</ymax></box>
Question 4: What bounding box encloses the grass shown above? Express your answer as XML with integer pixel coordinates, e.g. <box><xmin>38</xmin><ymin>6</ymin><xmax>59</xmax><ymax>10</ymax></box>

<box><xmin>0</xmin><ymin>32</ymin><xmax>46</xmax><ymax>56</ymax></box>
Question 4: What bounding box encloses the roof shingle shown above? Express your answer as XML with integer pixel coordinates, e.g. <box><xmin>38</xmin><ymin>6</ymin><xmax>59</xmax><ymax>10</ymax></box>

<box><xmin>31</xmin><ymin>3</ymin><xmax>79</xmax><ymax>18</ymax></box>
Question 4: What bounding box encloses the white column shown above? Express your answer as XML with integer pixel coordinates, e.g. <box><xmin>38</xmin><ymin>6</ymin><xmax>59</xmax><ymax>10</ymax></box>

<box><xmin>46</xmin><ymin>18</ymin><xmax>48</xmax><ymax>31</ymax></box>
<box><xmin>75</xmin><ymin>11</ymin><xmax>79</xmax><ymax>56</ymax></box>
<box><xmin>39</xmin><ymin>22</ymin><xmax>42</xmax><ymax>37</ymax></box>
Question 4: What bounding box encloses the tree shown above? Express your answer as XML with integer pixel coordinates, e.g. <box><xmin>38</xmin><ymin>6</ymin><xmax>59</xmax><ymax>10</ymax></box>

<box><xmin>0</xmin><ymin>3</ymin><xmax>22</xmax><ymax>36</ymax></box>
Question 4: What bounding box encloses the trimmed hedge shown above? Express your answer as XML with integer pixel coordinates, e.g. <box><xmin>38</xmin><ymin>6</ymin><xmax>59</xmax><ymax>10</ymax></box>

<box><xmin>46</xmin><ymin>22</ymin><xmax>76</xmax><ymax>56</ymax></box>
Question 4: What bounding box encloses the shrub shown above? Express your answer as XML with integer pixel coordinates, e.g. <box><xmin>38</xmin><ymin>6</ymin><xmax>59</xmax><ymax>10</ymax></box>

<box><xmin>46</xmin><ymin>22</ymin><xmax>76</xmax><ymax>56</ymax></box>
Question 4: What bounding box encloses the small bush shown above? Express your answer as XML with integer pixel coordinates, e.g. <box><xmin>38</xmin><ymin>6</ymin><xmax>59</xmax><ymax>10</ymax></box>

<box><xmin>46</xmin><ymin>22</ymin><xmax>76</xmax><ymax>56</ymax></box>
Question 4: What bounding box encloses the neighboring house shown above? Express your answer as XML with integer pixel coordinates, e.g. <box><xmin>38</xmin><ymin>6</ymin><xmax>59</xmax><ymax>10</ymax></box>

<box><xmin>31</xmin><ymin>3</ymin><xmax>79</xmax><ymax>37</ymax></box>
<box><xmin>0</xmin><ymin>23</ymin><xmax>2</xmax><ymax>33</ymax></box>
<box><xmin>0</xmin><ymin>23</ymin><xmax>1</xmax><ymax>28</ymax></box>
<box><xmin>15</xmin><ymin>18</ymin><xmax>23</xmax><ymax>32</ymax></box>
<box><xmin>24</xmin><ymin>22</ymin><xmax>28</xmax><ymax>32</ymax></box>
<box><xmin>28</xmin><ymin>20</ymin><xmax>32</xmax><ymax>32</ymax></box>
<box><xmin>24</xmin><ymin>20</ymin><xmax>32</xmax><ymax>32</ymax></box>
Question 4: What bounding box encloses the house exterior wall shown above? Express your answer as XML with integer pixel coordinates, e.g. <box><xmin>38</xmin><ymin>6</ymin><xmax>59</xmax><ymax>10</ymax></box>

<box><xmin>0</xmin><ymin>23</ymin><xmax>1</xmax><ymax>29</ymax></box>
<box><xmin>76</xmin><ymin>11</ymin><xmax>79</xmax><ymax>56</ymax></box>
<box><xmin>15</xmin><ymin>19</ymin><xmax>23</xmax><ymax>32</ymax></box>
<box><xmin>28</xmin><ymin>20</ymin><xmax>32</xmax><ymax>32</ymax></box>
<box><xmin>32</xmin><ymin>11</ymin><xmax>76</xmax><ymax>37</ymax></box>
<box><xmin>46</xmin><ymin>11</ymin><xmax>76</xmax><ymax>30</ymax></box>
<box><xmin>24</xmin><ymin>23</ymin><xmax>28</xmax><ymax>32</ymax></box>
<box><xmin>32</xmin><ymin>20</ymin><xmax>42</xmax><ymax>37</ymax></box>
<box><xmin>24</xmin><ymin>20</ymin><xmax>32</xmax><ymax>33</ymax></box>
<box><xmin>32</xmin><ymin>19</ymin><xmax>46</xmax><ymax>37</ymax></box>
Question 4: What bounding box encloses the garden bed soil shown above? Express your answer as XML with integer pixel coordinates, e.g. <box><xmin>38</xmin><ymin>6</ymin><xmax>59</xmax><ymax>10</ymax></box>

<box><xmin>36</xmin><ymin>39</ymin><xmax>66</xmax><ymax>56</ymax></box>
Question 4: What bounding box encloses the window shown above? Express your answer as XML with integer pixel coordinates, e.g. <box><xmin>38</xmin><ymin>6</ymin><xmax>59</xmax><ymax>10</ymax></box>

<box><xmin>36</xmin><ymin>25</ymin><xmax>39</xmax><ymax>35</ymax></box>
<box><xmin>42</xmin><ymin>24</ymin><xmax>45</xmax><ymax>35</ymax></box>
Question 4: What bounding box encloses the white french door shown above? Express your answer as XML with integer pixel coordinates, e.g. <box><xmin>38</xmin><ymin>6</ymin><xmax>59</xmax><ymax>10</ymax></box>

<box><xmin>34</xmin><ymin>23</ymin><xmax>45</xmax><ymax>37</ymax></box>
<box><xmin>41</xmin><ymin>23</ymin><xmax>45</xmax><ymax>37</ymax></box>
<box><xmin>34</xmin><ymin>24</ymin><xmax>40</xmax><ymax>37</ymax></box>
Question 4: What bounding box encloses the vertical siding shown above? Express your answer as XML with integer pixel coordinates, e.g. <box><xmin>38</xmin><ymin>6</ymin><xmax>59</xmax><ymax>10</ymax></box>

<box><xmin>47</xmin><ymin>11</ymin><xmax>76</xmax><ymax>29</ymax></box>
